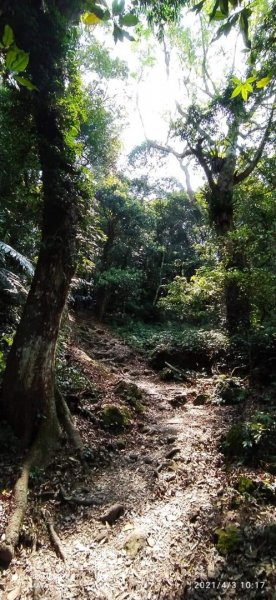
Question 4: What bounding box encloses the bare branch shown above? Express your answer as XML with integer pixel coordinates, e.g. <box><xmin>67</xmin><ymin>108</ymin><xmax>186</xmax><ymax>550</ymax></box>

<box><xmin>146</xmin><ymin>139</ymin><xmax>193</xmax><ymax>160</ymax></box>
<box><xmin>162</xmin><ymin>37</ymin><xmax>170</xmax><ymax>79</ymax></box>
<box><xmin>179</xmin><ymin>162</ymin><xmax>195</xmax><ymax>202</ymax></box>
<box><xmin>200</xmin><ymin>16</ymin><xmax>218</xmax><ymax>96</ymax></box>
<box><xmin>175</xmin><ymin>101</ymin><xmax>188</xmax><ymax>120</ymax></box>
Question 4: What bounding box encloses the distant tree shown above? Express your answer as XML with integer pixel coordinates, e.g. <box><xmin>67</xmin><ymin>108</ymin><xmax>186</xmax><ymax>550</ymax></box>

<box><xmin>144</xmin><ymin>192</ymin><xmax>205</xmax><ymax>306</ymax></box>
<box><xmin>94</xmin><ymin>178</ymin><xmax>147</xmax><ymax>318</ymax></box>
<box><xmin>130</xmin><ymin>11</ymin><xmax>275</xmax><ymax>332</ymax></box>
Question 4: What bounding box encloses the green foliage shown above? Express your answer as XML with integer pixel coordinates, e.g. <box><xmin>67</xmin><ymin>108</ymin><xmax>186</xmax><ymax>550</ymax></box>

<box><xmin>0</xmin><ymin>242</ymin><xmax>34</xmax><ymax>277</ymax></box>
<box><xmin>97</xmin><ymin>267</ymin><xmax>142</xmax><ymax>293</ymax></box>
<box><xmin>96</xmin><ymin>267</ymin><xmax>143</xmax><ymax>316</ymax></box>
<box><xmin>0</xmin><ymin>350</ymin><xmax>5</xmax><ymax>373</ymax></box>
<box><xmin>235</xmin><ymin>476</ymin><xmax>276</xmax><ymax>502</ymax></box>
<box><xmin>56</xmin><ymin>349</ymin><xmax>95</xmax><ymax>397</ymax></box>
<box><xmin>113</xmin><ymin>1</ymin><xmax>125</xmax><ymax>17</ymax></box>
<box><xmin>233</xmin><ymin>179</ymin><xmax>276</xmax><ymax>326</ymax></box>
<box><xmin>0</xmin><ymin>84</ymin><xmax>41</xmax><ymax>260</ymax></box>
<box><xmin>222</xmin><ymin>411</ymin><xmax>276</xmax><ymax>467</ymax></box>
<box><xmin>230</xmin><ymin>74</ymin><xmax>271</xmax><ymax>101</ymax></box>
<box><xmin>213</xmin><ymin>377</ymin><xmax>248</xmax><ymax>405</ymax></box>
<box><xmin>215</xmin><ymin>525</ymin><xmax>242</xmax><ymax>555</ymax></box>
<box><xmin>82</xmin><ymin>0</ymin><xmax>138</xmax><ymax>44</ymax></box>
<box><xmin>0</xmin><ymin>24</ymin><xmax>37</xmax><ymax>89</ymax></box>
<box><xmin>29</xmin><ymin>466</ymin><xmax>43</xmax><ymax>482</ymax></box>
<box><xmin>0</xmin><ymin>333</ymin><xmax>14</xmax><ymax>377</ymax></box>
<box><xmin>2</xmin><ymin>24</ymin><xmax>13</xmax><ymax>47</ymax></box>
<box><xmin>159</xmin><ymin>267</ymin><xmax>224</xmax><ymax>325</ymax></box>
<box><xmin>236</xmin><ymin>476</ymin><xmax>255</xmax><ymax>495</ymax></box>
<box><xmin>112</xmin><ymin>320</ymin><xmax>228</xmax><ymax>374</ymax></box>
<box><xmin>0</xmin><ymin>241</ymin><xmax>34</xmax><ymax>306</ymax></box>
<box><xmin>80</xmin><ymin>37</ymin><xmax>128</xmax><ymax>80</ymax></box>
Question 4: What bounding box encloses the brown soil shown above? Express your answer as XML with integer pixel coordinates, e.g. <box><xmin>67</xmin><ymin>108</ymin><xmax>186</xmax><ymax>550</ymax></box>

<box><xmin>0</xmin><ymin>313</ymin><xmax>275</xmax><ymax>599</ymax></box>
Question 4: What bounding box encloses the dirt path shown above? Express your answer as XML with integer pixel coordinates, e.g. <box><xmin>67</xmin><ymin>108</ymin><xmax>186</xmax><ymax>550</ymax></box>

<box><xmin>1</xmin><ymin>314</ymin><xmax>275</xmax><ymax>599</ymax></box>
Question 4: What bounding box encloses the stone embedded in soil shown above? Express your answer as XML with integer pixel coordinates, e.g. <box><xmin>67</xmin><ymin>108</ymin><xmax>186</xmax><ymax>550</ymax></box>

<box><xmin>128</xmin><ymin>453</ymin><xmax>138</xmax><ymax>461</ymax></box>
<box><xmin>123</xmin><ymin>529</ymin><xmax>148</xmax><ymax>558</ymax></box>
<box><xmin>99</xmin><ymin>503</ymin><xmax>125</xmax><ymax>525</ymax></box>
<box><xmin>169</xmin><ymin>394</ymin><xmax>188</xmax><ymax>408</ymax></box>
<box><xmin>100</xmin><ymin>404</ymin><xmax>131</xmax><ymax>432</ymax></box>
<box><xmin>143</xmin><ymin>455</ymin><xmax>154</xmax><ymax>464</ymax></box>
<box><xmin>166</xmin><ymin>436</ymin><xmax>177</xmax><ymax>445</ymax></box>
<box><xmin>193</xmin><ymin>393</ymin><xmax>209</xmax><ymax>406</ymax></box>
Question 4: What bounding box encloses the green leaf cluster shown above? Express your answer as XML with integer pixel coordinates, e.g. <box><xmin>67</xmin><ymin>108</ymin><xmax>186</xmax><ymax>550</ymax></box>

<box><xmin>231</xmin><ymin>74</ymin><xmax>271</xmax><ymax>101</ymax></box>
<box><xmin>0</xmin><ymin>24</ymin><xmax>37</xmax><ymax>90</ymax></box>
<box><xmin>82</xmin><ymin>0</ymin><xmax>139</xmax><ymax>44</ymax></box>
<box><xmin>222</xmin><ymin>411</ymin><xmax>276</xmax><ymax>466</ymax></box>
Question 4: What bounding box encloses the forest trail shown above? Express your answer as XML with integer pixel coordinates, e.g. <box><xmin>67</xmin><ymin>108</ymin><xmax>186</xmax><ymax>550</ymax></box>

<box><xmin>1</xmin><ymin>314</ymin><xmax>275</xmax><ymax>599</ymax></box>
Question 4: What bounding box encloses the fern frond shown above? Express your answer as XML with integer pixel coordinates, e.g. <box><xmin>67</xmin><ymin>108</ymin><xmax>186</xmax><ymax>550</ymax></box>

<box><xmin>0</xmin><ymin>268</ymin><xmax>28</xmax><ymax>304</ymax></box>
<box><xmin>0</xmin><ymin>241</ymin><xmax>34</xmax><ymax>276</ymax></box>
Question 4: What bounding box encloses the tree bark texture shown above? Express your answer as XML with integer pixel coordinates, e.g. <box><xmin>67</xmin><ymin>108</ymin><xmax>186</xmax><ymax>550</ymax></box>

<box><xmin>0</xmin><ymin>1</ymin><xmax>81</xmax><ymax>445</ymax></box>
<box><xmin>206</xmin><ymin>119</ymin><xmax>251</xmax><ymax>332</ymax></box>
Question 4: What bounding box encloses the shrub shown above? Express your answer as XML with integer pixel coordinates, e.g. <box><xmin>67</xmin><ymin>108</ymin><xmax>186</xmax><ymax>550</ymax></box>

<box><xmin>222</xmin><ymin>411</ymin><xmax>276</xmax><ymax>468</ymax></box>
<box><xmin>213</xmin><ymin>377</ymin><xmax>248</xmax><ymax>405</ymax></box>
<box><xmin>158</xmin><ymin>268</ymin><xmax>225</xmax><ymax>326</ymax></box>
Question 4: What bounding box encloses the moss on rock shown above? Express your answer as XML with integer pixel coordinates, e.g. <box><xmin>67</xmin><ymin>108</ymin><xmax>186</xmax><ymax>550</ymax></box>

<box><xmin>114</xmin><ymin>381</ymin><xmax>144</xmax><ymax>413</ymax></box>
<box><xmin>100</xmin><ymin>404</ymin><xmax>131</xmax><ymax>432</ymax></box>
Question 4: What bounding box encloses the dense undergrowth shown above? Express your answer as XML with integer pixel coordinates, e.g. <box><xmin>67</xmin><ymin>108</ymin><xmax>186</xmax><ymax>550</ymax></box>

<box><xmin>110</xmin><ymin>318</ymin><xmax>276</xmax><ymax>381</ymax></box>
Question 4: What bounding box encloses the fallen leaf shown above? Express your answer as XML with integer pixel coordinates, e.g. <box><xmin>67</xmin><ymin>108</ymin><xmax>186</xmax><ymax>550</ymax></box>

<box><xmin>147</xmin><ymin>536</ymin><xmax>155</xmax><ymax>547</ymax></box>
<box><xmin>74</xmin><ymin>542</ymin><xmax>90</xmax><ymax>553</ymax></box>
<box><xmin>7</xmin><ymin>587</ymin><xmax>21</xmax><ymax>600</ymax></box>
<box><xmin>122</xmin><ymin>522</ymin><xmax>134</xmax><ymax>532</ymax></box>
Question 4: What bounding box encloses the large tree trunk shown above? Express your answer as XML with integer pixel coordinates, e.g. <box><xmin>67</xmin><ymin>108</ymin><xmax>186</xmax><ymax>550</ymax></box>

<box><xmin>224</xmin><ymin>243</ymin><xmax>251</xmax><ymax>335</ymax></box>
<box><xmin>208</xmin><ymin>121</ymin><xmax>251</xmax><ymax>334</ymax></box>
<box><xmin>0</xmin><ymin>1</ymin><xmax>80</xmax><ymax>446</ymax></box>
<box><xmin>213</xmin><ymin>185</ymin><xmax>251</xmax><ymax>334</ymax></box>
<box><xmin>1</xmin><ymin>103</ymin><xmax>79</xmax><ymax>446</ymax></box>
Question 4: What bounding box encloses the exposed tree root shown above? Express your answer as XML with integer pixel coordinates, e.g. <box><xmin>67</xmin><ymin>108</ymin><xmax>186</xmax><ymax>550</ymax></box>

<box><xmin>0</xmin><ymin>458</ymin><xmax>30</xmax><ymax>567</ymax></box>
<box><xmin>44</xmin><ymin>516</ymin><xmax>66</xmax><ymax>562</ymax></box>
<box><xmin>0</xmin><ymin>425</ymin><xmax>48</xmax><ymax>569</ymax></box>
<box><xmin>0</xmin><ymin>391</ymin><xmax>83</xmax><ymax>568</ymax></box>
<box><xmin>55</xmin><ymin>386</ymin><xmax>84</xmax><ymax>452</ymax></box>
<box><xmin>164</xmin><ymin>361</ymin><xmax>192</xmax><ymax>381</ymax></box>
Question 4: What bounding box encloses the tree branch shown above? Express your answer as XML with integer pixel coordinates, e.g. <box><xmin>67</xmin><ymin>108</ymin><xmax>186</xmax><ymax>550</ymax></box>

<box><xmin>146</xmin><ymin>139</ymin><xmax>193</xmax><ymax>160</ymax></box>
<box><xmin>200</xmin><ymin>17</ymin><xmax>218</xmax><ymax>96</ymax></box>
<box><xmin>193</xmin><ymin>141</ymin><xmax>216</xmax><ymax>192</ymax></box>
<box><xmin>179</xmin><ymin>162</ymin><xmax>195</xmax><ymax>202</ymax></box>
<box><xmin>234</xmin><ymin>103</ymin><xmax>275</xmax><ymax>184</ymax></box>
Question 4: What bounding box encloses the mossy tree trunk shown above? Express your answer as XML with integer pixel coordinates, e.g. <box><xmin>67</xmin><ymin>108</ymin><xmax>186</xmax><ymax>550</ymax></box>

<box><xmin>0</xmin><ymin>0</ymin><xmax>82</xmax><ymax>447</ymax></box>
<box><xmin>195</xmin><ymin>121</ymin><xmax>251</xmax><ymax>334</ymax></box>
